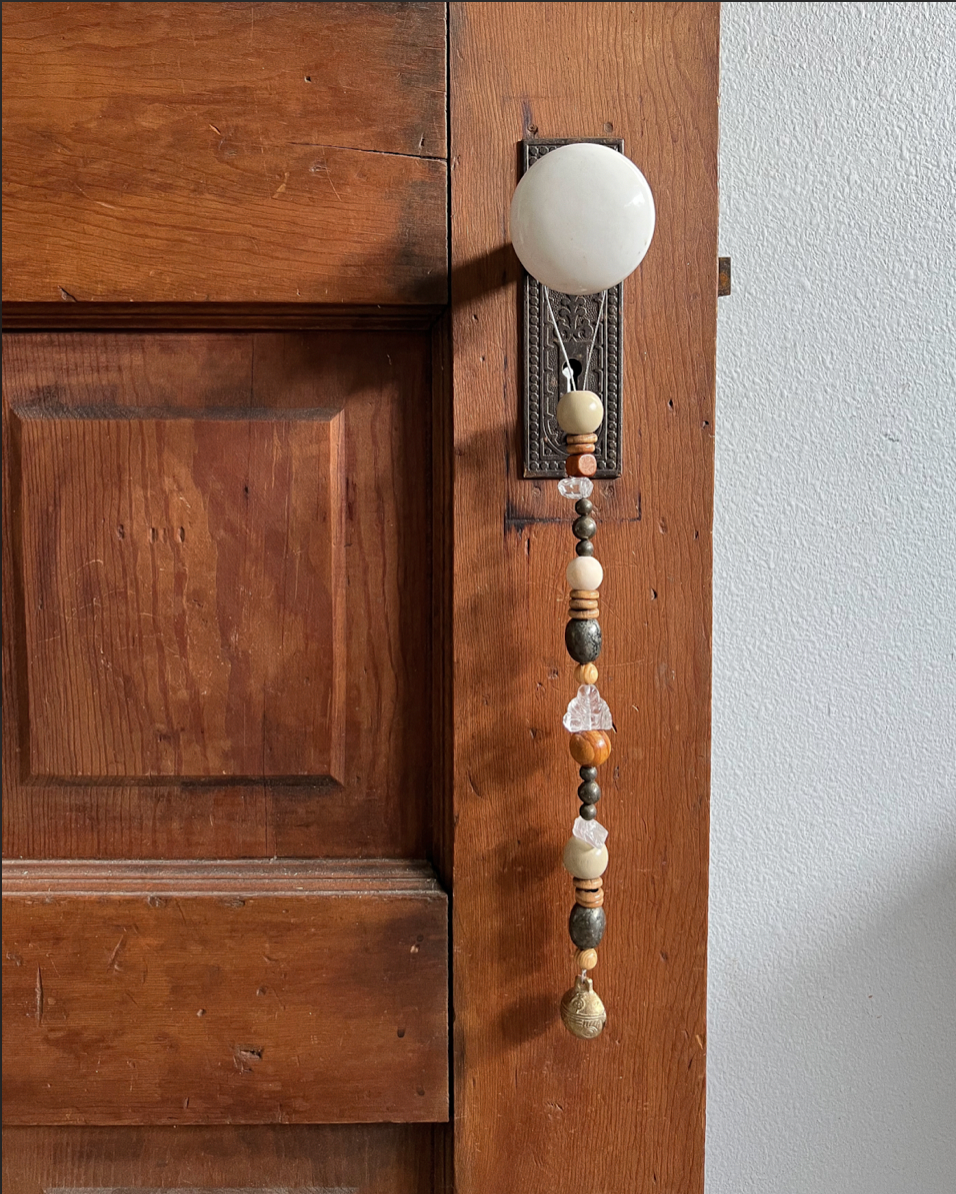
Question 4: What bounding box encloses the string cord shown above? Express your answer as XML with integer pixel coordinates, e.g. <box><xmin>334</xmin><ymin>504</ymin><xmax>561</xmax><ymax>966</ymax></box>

<box><xmin>543</xmin><ymin>286</ymin><xmax>608</xmax><ymax>393</ymax></box>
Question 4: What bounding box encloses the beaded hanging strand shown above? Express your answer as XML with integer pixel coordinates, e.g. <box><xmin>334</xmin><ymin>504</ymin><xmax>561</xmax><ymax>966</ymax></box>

<box><xmin>551</xmin><ymin>299</ymin><xmax>613</xmax><ymax>1040</ymax></box>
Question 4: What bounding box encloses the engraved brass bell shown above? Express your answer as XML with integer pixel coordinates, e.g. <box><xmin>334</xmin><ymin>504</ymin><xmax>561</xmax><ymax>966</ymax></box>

<box><xmin>560</xmin><ymin>974</ymin><xmax>607</xmax><ymax>1039</ymax></box>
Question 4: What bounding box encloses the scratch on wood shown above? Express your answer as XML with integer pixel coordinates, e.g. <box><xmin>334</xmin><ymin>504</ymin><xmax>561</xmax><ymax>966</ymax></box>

<box><xmin>35</xmin><ymin>966</ymin><xmax>44</xmax><ymax>1024</ymax></box>
<box><xmin>106</xmin><ymin>933</ymin><xmax>127</xmax><ymax>971</ymax></box>
<box><xmin>233</xmin><ymin>1044</ymin><xmax>264</xmax><ymax>1073</ymax></box>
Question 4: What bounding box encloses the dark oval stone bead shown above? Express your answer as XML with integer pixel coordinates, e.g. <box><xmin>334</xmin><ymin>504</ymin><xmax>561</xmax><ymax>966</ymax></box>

<box><xmin>572</xmin><ymin>515</ymin><xmax>597</xmax><ymax>540</ymax></box>
<box><xmin>579</xmin><ymin>766</ymin><xmax>598</xmax><ymax>783</ymax></box>
<box><xmin>565</xmin><ymin>618</ymin><xmax>602</xmax><ymax>663</ymax></box>
<box><xmin>569</xmin><ymin>904</ymin><xmax>606</xmax><ymax>950</ymax></box>
<box><xmin>576</xmin><ymin>540</ymin><xmax>595</xmax><ymax>557</ymax></box>
<box><xmin>575</xmin><ymin>497</ymin><xmax>593</xmax><ymax>517</ymax></box>
<box><xmin>578</xmin><ymin>780</ymin><xmax>601</xmax><ymax>803</ymax></box>
<box><xmin>579</xmin><ymin>803</ymin><xmax>597</xmax><ymax>820</ymax></box>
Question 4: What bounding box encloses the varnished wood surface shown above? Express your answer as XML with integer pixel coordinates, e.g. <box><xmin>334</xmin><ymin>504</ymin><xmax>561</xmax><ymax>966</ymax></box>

<box><xmin>2</xmin><ymin>1124</ymin><xmax>441</xmax><ymax>1194</ymax></box>
<box><xmin>2</xmin><ymin>860</ymin><xmax>449</xmax><ymax>1124</ymax></box>
<box><xmin>19</xmin><ymin>410</ymin><xmax>345</xmax><ymax>781</ymax></box>
<box><xmin>3</xmin><ymin>332</ymin><xmax>434</xmax><ymax>859</ymax></box>
<box><xmin>1</xmin><ymin>3</ymin><xmax>447</xmax><ymax>305</ymax></box>
<box><xmin>450</xmin><ymin>4</ymin><xmax>718</xmax><ymax>1192</ymax></box>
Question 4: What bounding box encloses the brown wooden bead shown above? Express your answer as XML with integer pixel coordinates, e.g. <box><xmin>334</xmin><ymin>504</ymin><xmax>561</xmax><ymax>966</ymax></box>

<box><xmin>574</xmin><ymin>663</ymin><xmax>599</xmax><ymax>685</ymax></box>
<box><xmin>569</xmin><ymin>598</ymin><xmax>599</xmax><ymax>610</ymax></box>
<box><xmin>569</xmin><ymin>730</ymin><xmax>612</xmax><ymax>767</ymax></box>
<box><xmin>569</xmin><ymin>609</ymin><xmax>600</xmax><ymax>620</ymax></box>
<box><xmin>575</xmin><ymin>887</ymin><xmax>605</xmax><ymax>909</ymax></box>
<box><xmin>570</xmin><ymin>590</ymin><xmax>600</xmax><ymax>600</ymax></box>
<box><xmin>566</xmin><ymin>441</ymin><xmax>597</xmax><ymax>455</ymax></box>
<box><xmin>566</xmin><ymin>433</ymin><xmax>597</xmax><ymax>445</ymax></box>
<box><xmin>565</xmin><ymin>453</ymin><xmax>597</xmax><ymax>478</ymax></box>
<box><xmin>574</xmin><ymin>948</ymin><xmax>598</xmax><ymax>971</ymax></box>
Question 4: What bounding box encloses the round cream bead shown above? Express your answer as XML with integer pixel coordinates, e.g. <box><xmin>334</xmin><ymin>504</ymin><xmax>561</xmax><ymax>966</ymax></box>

<box><xmin>566</xmin><ymin>556</ymin><xmax>604</xmax><ymax>591</ymax></box>
<box><xmin>556</xmin><ymin>390</ymin><xmax>605</xmax><ymax>435</ymax></box>
<box><xmin>563</xmin><ymin>836</ymin><xmax>609</xmax><ymax>880</ymax></box>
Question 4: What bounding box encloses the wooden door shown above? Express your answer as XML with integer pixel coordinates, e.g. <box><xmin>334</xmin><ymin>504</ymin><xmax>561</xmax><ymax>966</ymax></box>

<box><xmin>2</xmin><ymin>4</ymin><xmax>719</xmax><ymax>1192</ymax></box>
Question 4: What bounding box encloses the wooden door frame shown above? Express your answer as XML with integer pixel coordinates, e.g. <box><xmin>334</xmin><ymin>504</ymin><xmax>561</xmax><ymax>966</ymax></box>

<box><xmin>447</xmin><ymin>5</ymin><xmax>718</xmax><ymax>1191</ymax></box>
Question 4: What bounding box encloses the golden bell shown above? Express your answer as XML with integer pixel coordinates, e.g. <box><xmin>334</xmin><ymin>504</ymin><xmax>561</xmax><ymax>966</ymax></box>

<box><xmin>560</xmin><ymin>975</ymin><xmax>607</xmax><ymax>1039</ymax></box>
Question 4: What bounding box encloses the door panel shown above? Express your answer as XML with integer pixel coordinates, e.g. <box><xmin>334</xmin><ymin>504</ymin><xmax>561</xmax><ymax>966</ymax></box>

<box><xmin>3</xmin><ymin>331</ymin><xmax>435</xmax><ymax>862</ymax></box>
<box><xmin>2</xmin><ymin>1124</ymin><xmax>440</xmax><ymax>1194</ymax></box>
<box><xmin>3</xmin><ymin>861</ymin><xmax>448</xmax><ymax>1124</ymax></box>
<box><xmin>0</xmin><ymin>2</ymin><xmax>447</xmax><ymax>306</ymax></box>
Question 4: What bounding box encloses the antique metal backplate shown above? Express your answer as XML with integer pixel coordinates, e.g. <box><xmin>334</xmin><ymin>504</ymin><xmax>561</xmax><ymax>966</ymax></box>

<box><xmin>522</xmin><ymin>137</ymin><xmax>624</xmax><ymax>479</ymax></box>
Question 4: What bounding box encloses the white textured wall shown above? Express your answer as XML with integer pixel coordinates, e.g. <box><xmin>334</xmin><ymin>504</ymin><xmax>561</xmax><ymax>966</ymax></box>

<box><xmin>710</xmin><ymin>4</ymin><xmax>956</xmax><ymax>1192</ymax></box>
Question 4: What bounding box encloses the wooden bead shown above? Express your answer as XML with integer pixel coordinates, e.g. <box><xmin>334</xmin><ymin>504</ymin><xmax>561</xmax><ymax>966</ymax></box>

<box><xmin>573</xmin><ymin>876</ymin><xmax>603</xmax><ymax>894</ymax></box>
<box><xmin>565</xmin><ymin>452</ymin><xmax>597</xmax><ymax>478</ymax></box>
<box><xmin>575</xmin><ymin>887</ymin><xmax>605</xmax><ymax>909</ymax></box>
<box><xmin>575</xmin><ymin>948</ymin><xmax>598</xmax><ymax>971</ymax></box>
<box><xmin>566</xmin><ymin>440</ymin><xmax>597</xmax><ymax>456</ymax></box>
<box><xmin>569</xmin><ymin>609</ymin><xmax>600</xmax><ymax>620</ymax></box>
<box><xmin>569</xmin><ymin>598</ymin><xmax>599</xmax><ymax>609</ymax></box>
<box><xmin>556</xmin><ymin>390</ymin><xmax>604</xmax><ymax>435</ymax></box>
<box><xmin>566</xmin><ymin>558</ymin><xmax>603</xmax><ymax>591</ymax></box>
<box><xmin>574</xmin><ymin>663</ymin><xmax>599</xmax><ymax>684</ymax></box>
<box><xmin>569</xmin><ymin>730</ymin><xmax>612</xmax><ymax>767</ymax></box>
<box><xmin>570</xmin><ymin>590</ymin><xmax>600</xmax><ymax>601</ymax></box>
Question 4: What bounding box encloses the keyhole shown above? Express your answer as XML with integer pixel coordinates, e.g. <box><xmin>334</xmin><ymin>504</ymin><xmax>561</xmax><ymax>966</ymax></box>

<box><xmin>562</xmin><ymin>358</ymin><xmax>584</xmax><ymax>392</ymax></box>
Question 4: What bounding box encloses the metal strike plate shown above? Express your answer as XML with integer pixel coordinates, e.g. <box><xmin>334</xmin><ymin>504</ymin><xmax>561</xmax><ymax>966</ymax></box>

<box><xmin>522</xmin><ymin>137</ymin><xmax>624</xmax><ymax>480</ymax></box>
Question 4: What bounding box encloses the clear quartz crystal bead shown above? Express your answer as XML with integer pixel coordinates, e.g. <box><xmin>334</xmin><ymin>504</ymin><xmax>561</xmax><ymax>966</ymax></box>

<box><xmin>572</xmin><ymin>816</ymin><xmax>608</xmax><ymax>849</ymax></box>
<box><xmin>563</xmin><ymin>684</ymin><xmax>613</xmax><ymax>732</ymax></box>
<box><xmin>558</xmin><ymin>476</ymin><xmax>594</xmax><ymax>500</ymax></box>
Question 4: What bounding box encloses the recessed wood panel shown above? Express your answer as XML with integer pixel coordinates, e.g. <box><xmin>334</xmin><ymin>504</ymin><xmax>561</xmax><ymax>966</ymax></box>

<box><xmin>1</xmin><ymin>2</ymin><xmax>447</xmax><ymax>305</ymax></box>
<box><xmin>18</xmin><ymin>412</ymin><xmax>345</xmax><ymax>782</ymax></box>
<box><xmin>3</xmin><ymin>331</ymin><xmax>433</xmax><ymax>859</ymax></box>
<box><xmin>1</xmin><ymin>861</ymin><xmax>449</xmax><ymax>1125</ymax></box>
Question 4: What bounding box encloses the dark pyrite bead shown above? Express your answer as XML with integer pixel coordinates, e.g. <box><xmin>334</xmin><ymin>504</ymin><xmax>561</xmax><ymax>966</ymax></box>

<box><xmin>569</xmin><ymin>904</ymin><xmax>606</xmax><ymax>950</ymax></box>
<box><xmin>579</xmin><ymin>803</ymin><xmax>598</xmax><ymax>820</ymax></box>
<box><xmin>575</xmin><ymin>539</ymin><xmax>595</xmax><ymax>557</ymax></box>
<box><xmin>565</xmin><ymin>617</ymin><xmax>602</xmax><ymax>663</ymax></box>
<box><xmin>578</xmin><ymin>780</ymin><xmax>601</xmax><ymax>804</ymax></box>
<box><xmin>579</xmin><ymin>766</ymin><xmax>598</xmax><ymax>783</ymax></box>
<box><xmin>575</xmin><ymin>497</ymin><xmax>593</xmax><ymax>516</ymax></box>
<box><xmin>572</xmin><ymin>515</ymin><xmax>597</xmax><ymax>540</ymax></box>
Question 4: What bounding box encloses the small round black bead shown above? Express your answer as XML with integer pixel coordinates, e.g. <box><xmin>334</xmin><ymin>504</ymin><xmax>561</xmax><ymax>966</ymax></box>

<box><xmin>565</xmin><ymin>618</ymin><xmax>602</xmax><ymax>663</ymax></box>
<box><xmin>575</xmin><ymin>498</ymin><xmax>594</xmax><ymax>517</ymax></box>
<box><xmin>579</xmin><ymin>766</ymin><xmax>598</xmax><ymax>783</ymax></box>
<box><xmin>578</xmin><ymin>780</ymin><xmax>601</xmax><ymax>804</ymax></box>
<box><xmin>572</xmin><ymin>515</ymin><xmax>597</xmax><ymax>541</ymax></box>
<box><xmin>579</xmin><ymin>803</ymin><xmax>597</xmax><ymax>820</ymax></box>
<box><xmin>569</xmin><ymin>904</ymin><xmax>606</xmax><ymax>950</ymax></box>
<box><xmin>575</xmin><ymin>539</ymin><xmax>595</xmax><ymax>557</ymax></box>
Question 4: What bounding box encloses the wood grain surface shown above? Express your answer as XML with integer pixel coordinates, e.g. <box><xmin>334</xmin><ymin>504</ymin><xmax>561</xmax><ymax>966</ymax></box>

<box><xmin>2</xmin><ymin>1123</ymin><xmax>441</xmax><ymax>1194</ymax></box>
<box><xmin>2</xmin><ymin>331</ymin><xmax>434</xmax><ymax>860</ymax></box>
<box><xmin>449</xmin><ymin>4</ymin><xmax>718</xmax><ymax>1192</ymax></box>
<box><xmin>1</xmin><ymin>3</ymin><xmax>447</xmax><ymax>305</ymax></box>
<box><xmin>19</xmin><ymin>410</ymin><xmax>345</xmax><ymax>781</ymax></box>
<box><xmin>2</xmin><ymin>860</ymin><xmax>448</xmax><ymax>1124</ymax></box>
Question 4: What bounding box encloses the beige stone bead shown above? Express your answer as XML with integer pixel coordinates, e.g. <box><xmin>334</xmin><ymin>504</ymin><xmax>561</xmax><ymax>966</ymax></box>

<box><xmin>562</xmin><ymin>836</ymin><xmax>609</xmax><ymax>880</ymax></box>
<box><xmin>556</xmin><ymin>390</ymin><xmax>604</xmax><ymax>435</ymax></box>
<box><xmin>575</xmin><ymin>948</ymin><xmax>598</xmax><ymax>971</ymax></box>
<box><xmin>574</xmin><ymin>663</ymin><xmax>599</xmax><ymax>685</ymax></box>
<box><xmin>566</xmin><ymin>556</ymin><xmax>603</xmax><ymax>591</ymax></box>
